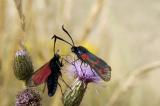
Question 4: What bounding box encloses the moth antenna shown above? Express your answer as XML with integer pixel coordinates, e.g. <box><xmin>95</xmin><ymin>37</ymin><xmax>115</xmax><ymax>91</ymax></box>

<box><xmin>53</xmin><ymin>35</ymin><xmax>56</xmax><ymax>55</ymax></box>
<box><xmin>62</xmin><ymin>25</ymin><xmax>75</xmax><ymax>46</ymax></box>
<box><xmin>51</xmin><ymin>35</ymin><xmax>73</xmax><ymax>46</ymax></box>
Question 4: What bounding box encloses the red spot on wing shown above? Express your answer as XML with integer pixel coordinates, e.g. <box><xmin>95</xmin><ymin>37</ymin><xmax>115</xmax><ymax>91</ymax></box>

<box><xmin>79</xmin><ymin>51</ymin><xmax>111</xmax><ymax>81</ymax></box>
<box><xmin>32</xmin><ymin>62</ymin><xmax>51</xmax><ymax>85</ymax></box>
<box><xmin>89</xmin><ymin>59</ymin><xmax>107</xmax><ymax>74</ymax></box>
<box><xmin>92</xmin><ymin>60</ymin><xmax>99</xmax><ymax>65</ymax></box>
<box><xmin>81</xmin><ymin>54</ymin><xmax>89</xmax><ymax>60</ymax></box>
<box><xmin>100</xmin><ymin>68</ymin><xmax>106</xmax><ymax>74</ymax></box>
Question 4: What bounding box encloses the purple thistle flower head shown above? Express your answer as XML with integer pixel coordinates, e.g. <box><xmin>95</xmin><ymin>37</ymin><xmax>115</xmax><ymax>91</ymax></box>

<box><xmin>16</xmin><ymin>88</ymin><xmax>41</xmax><ymax>106</ymax></box>
<box><xmin>68</xmin><ymin>60</ymin><xmax>101</xmax><ymax>83</ymax></box>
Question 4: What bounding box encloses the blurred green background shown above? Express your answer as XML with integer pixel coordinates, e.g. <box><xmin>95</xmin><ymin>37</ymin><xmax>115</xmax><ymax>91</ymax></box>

<box><xmin>0</xmin><ymin>0</ymin><xmax>160</xmax><ymax>106</ymax></box>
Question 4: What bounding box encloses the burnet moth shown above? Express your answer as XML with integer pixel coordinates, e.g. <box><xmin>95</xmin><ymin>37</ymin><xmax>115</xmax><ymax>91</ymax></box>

<box><xmin>51</xmin><ymin>25</ymin><xmax>111</xmax><ymax>81</ymax></box>
<box><xmin>32</xmin><ymin>38</ymin><xmax>68</xmax><ymax>97</ymax></box>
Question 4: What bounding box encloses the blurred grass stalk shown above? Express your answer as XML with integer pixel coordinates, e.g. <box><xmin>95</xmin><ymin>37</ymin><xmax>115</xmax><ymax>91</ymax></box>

<box><xmin>81</xmin><ymin>0</ymin><xmax>104</xmax><ymax>41</ymax></box>
<box><xmin>14</xmin><ymin>0</ymin><xmax>25</xmax><ymax>31</ymax></box>
<box><xmin>0</xmin><ymin>0</ymin><xmax>6</xmax><ymax>79</ymax></box>
<box><xmin>13</xmin><ymin>0</ymin><xmax>26</xmax><ymax>51</ymax></box>
<box><xmin>107</xmin><ymin>61</ymin><xmax>160</xmax><ymax>106</ymax></box>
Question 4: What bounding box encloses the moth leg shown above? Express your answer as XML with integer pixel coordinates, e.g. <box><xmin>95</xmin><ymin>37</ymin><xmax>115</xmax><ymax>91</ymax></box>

<box><xmin>56</xmin><ymin>60</ymin><xmax>72</xmax><ymax>90</ymax></box>
<box><xmin>84</xmin><ymin>62</ymin><xmax>88</xmax><ymax>67</ymax></box>
<box><xmin>62</xmin><ymin>57</ymin><xmax>79</xmax><ymax>65</ymax></box>
<box><xmin>60</xmin><ymin>58</ymin><xmax>64</xmax><ymax>66</ymax></box>
<box><xmin>90</xmin><ymin>65</ymin><xmax>96</xmax><ymax>76</ymax></box>
<box><xmin>80</xmin><ymin>61</ymin><xmax>85</xmax><ymax>76</ymax></box>
<box><xmin>60</xmin><ymin>53</ymin><xmax>73</xmax><ymax>61</ymax></box>
<box><xmin>61</xmin><ymin>57</ymin><xmax>72</xmax><ymax>65</ymax></box>
<box><xmin>58</xmin><ymin>82</ymin><xmax>64</xmax><ymax>96</ymax></box>
<box><xmin>69</xmin><ymin>58</ymin><xmax>80</xmax><ymax>76</ymax></box>
<box><xmin>69</xmin><ymin>57</ymin><xmax>84</xmax><ymax>76</ymax></box>
<box><xmin>60</xmin><ymin>57</ymin><xmax>76</xmax><ymax>77</ymax></box>
<box><xmin>70</xmin><ymin>58</ymin><xmax>79</xmax><ymax>64</ymax></box>
<box><xmin>62</xmin><ymin>57</ymin><xmax>79</xmax><ymax>77</ymax></box>
<box><xmin>60</xmin><ymin>75</ymin><xmax>71</xmax><ymax>90</ymax></box>
<box><xmin>71</xmin><ymin>61</ymin><xmax>79</xmax><ymax>78</ymax></box>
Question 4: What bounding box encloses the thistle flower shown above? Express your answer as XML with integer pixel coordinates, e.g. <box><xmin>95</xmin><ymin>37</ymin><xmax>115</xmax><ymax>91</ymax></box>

<box><xmin>69</xmin><ymin>60</ymin><xmax>101</xmax><ymax>83</ymax></box>
<box><xmin>62</xmin><ymin>60</ymin><xmax>101</xmax><ymax>106</ymax></box>
<box><xmin>15</xmin><ymin>88</ymin><xmax>41</xmax><ymax>106</ymax></box>
<box><xmin>13</xmin><ymin>50</ymin><xmax>34</xmax><ymax>81</ymax></box>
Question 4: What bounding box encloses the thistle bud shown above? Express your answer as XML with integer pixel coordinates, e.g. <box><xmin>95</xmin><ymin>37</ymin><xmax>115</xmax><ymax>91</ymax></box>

<box><xmin>13</xmin><ymin>50</ymin><xmax>34</xmax><ymax>81</ymax></box>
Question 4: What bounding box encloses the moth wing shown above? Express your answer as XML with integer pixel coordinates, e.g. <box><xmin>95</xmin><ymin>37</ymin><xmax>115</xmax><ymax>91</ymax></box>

<box><xmin>81</xmin><ymin>53</ymin><xmax>111</xmax><ymax>81</ymax></box>
<box><xmin>32</xmin><ymin>62</ymin><xmax>51</xmax><ymax>85</ymax></box>
<box><xmin>91</xmin><ymin>57</ymin><xmax>111</xmax><ymax>81</ymax></box>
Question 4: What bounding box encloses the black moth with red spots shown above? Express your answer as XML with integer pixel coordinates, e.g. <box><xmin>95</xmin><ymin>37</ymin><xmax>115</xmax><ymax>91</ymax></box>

<box><xmin>52</xmin><ymin>25</ymin><xmax>111</xmax><ymax>81</ymax></box>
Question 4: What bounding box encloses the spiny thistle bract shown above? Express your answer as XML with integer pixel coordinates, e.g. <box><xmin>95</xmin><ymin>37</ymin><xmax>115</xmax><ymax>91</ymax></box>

<box><xmin>13</xmin><ymin>50</ymin><xmax>34</xmax><ymax>81</ymax></box>
<box><xmin>62</xmin><ymin>60</ymin><xmax>101</xmax><ymax>106</ymax></box>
